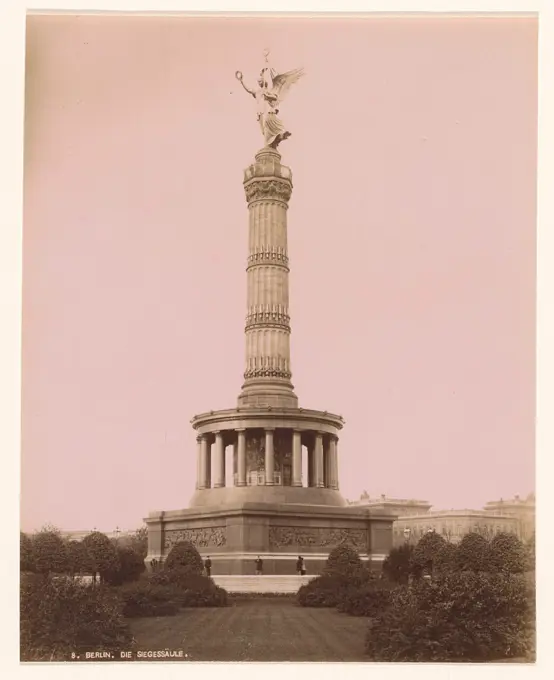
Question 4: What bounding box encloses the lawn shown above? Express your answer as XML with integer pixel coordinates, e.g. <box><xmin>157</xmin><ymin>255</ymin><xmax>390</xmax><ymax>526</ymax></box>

<box><xmin>129</xmin><ymin>597</ymin><xmax>369</xmax><ymax>662</ymax></box>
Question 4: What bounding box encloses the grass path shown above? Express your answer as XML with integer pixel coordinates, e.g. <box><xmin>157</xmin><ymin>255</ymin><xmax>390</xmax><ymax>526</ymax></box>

<box><xmin>129</xmin><ymin>598</ymin><xmax>369</xmax><ymax>662</ymax></box>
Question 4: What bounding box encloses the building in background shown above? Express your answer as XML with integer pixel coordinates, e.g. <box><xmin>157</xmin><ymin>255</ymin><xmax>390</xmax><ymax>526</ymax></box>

<box><xmin>484</xmin><ymin>493</ymin><xmax>535</xmax><ymax>542</ymax></box>
<box><xmin>348</xmin><ymin>493</ymin><xmax>535</xmax><ymax>545</ymax></box>
<box><xmin>348</xmin><ymin>492</ymin><xmax>432</xmax><ymax>516</ymax></box>
<box><xmin>60</xmin><ymin>529</ymin><xmax>135</xmax><ymax>542</ymax></box>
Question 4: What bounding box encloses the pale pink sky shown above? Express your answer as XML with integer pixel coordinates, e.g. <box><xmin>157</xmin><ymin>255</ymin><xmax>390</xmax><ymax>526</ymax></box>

<box><xmin>21</xmin><ymin>15</ymin><xmax>537</xmax><ymax>533</ymax></box>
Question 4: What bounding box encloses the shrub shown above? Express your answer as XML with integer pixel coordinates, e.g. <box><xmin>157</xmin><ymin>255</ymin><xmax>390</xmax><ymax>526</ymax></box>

<box><xmin>364</xmin><ymin>571</ymin><xmax>533</xmax><ymax>662</ymax></box>
<box><xmin>174</xmin><ymin>583</ymin><xmax>228</xmax><ymax>608</ymax></box>
<box><xmin>118</xmin><ymin>581</ymin><xmax>179</xmax><ymax>618</ymax></box>
<box><xmin>337</xmin><ymin>577</ymin><xmax>393</xmax><ymax>617</ymax></box>
<box><xmin>20</xmin><ymin>573</ymin><xmax>132</xmax><ymax>661</ymax></box>
<box><xmin>32</xmin><ymin>529</ymin><xmax>69</xmax><ymax>575</ymax></box>
<box><xmin>66</xmin><ymin>541</ymin><xmax>95</xmax><ymax>580</ymax></box>
<box><xmin>164</xmin><ymin>541</ymin><xmax>204</xmax><ymax>575</ymax></box>
<box><xmin>456</xmin><ymin>532</ymin><xmax>490</xmax><ymax>572</ymax></box>
<box><xmin>324</xmin><ymin>544</ymin><xmax>366</xmax><ymax>580</ymax></box>
<box><xmin>150</xmin><ymin>568</ymin><xmax>227</xmax><ymax>607</ymax></box>
<box><xmin>297</xmin><ymin>575</ymin><xmax>354</xmax><ymax>607</ymax></box>
<box><xmin>104</xmin><ymin>546</ymin><xmax>146</xmax><ymax>586</ymax></box>
<box><xmin>410</xmin><ymin>531</ymin><xmax>447</xmax><ymax>577</ymax></box>
<box><xmin>21</xmin><ymin>532</ymin><xmax>35</xmax><ymax>573</ymax></box>
<box><xmin>489</xmin><ymin>533</ymin><xmax>526</xmax><ymax>574</ymax></box>
<box><xmin>82</xmin><ymin>532</ymin><xmax>120</xmax><ymax>583</ymax></box>
<box><xmin>382</xmin><ymin>544</ymin><xmax>413</xmax><ymax>584</ymax></box>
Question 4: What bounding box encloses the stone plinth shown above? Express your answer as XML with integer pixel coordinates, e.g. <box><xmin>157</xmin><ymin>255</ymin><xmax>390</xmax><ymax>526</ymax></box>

<box><xmin>145</xmin><ymin>503</ymin><xmax>396</xmax><ymax>575</ymax></box>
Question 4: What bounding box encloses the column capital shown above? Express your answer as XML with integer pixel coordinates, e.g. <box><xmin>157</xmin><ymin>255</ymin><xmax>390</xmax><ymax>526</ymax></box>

<box><xmin>196</xmin><ymin>434</ymin><xmax>203</xmax><ymax>443</ymax></box>
<box><xmin>213</xmin><ymin>430</ymin><xmax>222</xmax><ymax>436</ymax></box>
<box><xmin>264</xmin><ymin>427</ymin><xmax>275</xmax><ymax>433</ymax></box>
<box><xmin>235</xmin><ymin>428</ymin><xmax>246</xmax><ymax>433</ymax></box>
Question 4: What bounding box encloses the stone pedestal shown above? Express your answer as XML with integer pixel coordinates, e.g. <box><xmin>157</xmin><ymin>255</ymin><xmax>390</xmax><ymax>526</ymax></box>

<box><xmin>145</xmin><ymin>503</ymin><xmax>396</xmax><ymax>575</ymax></box>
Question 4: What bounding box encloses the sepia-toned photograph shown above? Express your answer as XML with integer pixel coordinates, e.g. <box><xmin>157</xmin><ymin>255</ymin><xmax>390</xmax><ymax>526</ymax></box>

<box><xmin>19</xmin><ymin>7</ymin><xmax>537</xmax><ymax>665</ymax></box>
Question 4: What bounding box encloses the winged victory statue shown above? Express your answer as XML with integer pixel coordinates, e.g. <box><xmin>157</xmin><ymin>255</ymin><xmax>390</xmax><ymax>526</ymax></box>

<box><xmin>236</xmin><ymin>50</ymin><xmax>305</xmax><ymax>149</ymax></box>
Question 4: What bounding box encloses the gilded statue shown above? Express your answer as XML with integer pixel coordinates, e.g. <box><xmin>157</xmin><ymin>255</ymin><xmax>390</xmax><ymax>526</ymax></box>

<box><xmin>236</xmin><ymin>49</ymin><xmax>304</xmax><ymax>149</ymax></box>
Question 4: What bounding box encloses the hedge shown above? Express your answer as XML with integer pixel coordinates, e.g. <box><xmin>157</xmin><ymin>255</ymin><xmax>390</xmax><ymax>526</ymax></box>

<box><xmin>365</xmin><ymin>571</ymin><xmax>534</xmax><ymax>662</ymax></box>
<box><xmin>20</xmin><ymin>573</ymin><xmax>131</xmax><ymax>661</ymax></box>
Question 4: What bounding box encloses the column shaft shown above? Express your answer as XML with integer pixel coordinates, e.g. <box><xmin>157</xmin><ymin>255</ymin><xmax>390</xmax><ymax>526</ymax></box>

<box><xmin>322</xmin><ymin>438</ymin><xmax>327</xmax><ymax>487</ymax></box>
<box><xmin>307</xmin><ymin>444</ymin><xmax>314</xmax><ymax>487</ymax></box>
<box><xmin>196</xmin><ymin>436</ymin><xmax>202</xmax><ymax>490</ymax></box>
<box><xmin>200</xmin><ymin>436</ymin><xmax>211</xmax><ymax>489</ymax></box>
<box><xmin>237</xmin><ymin>429</ymin><xmax>246</xmax><ymax>486</ymax></box>
<box><xmin>238</xmin><ymin>148</ymin><xmax>298</xmax><ymax>409</ymax></box>
<box><xmin>292</xmin><ymin>430</ymin><xmax>302</xmax><ymax>486</ymax></box>
<box><xmin>332</xmin><ymin>438</ymin><xmax>339</xmax><ymax>490</ymax></box>
<box><xmin>213</xmin><ymin>432</ymin><xmax>225</xmax><ymax>488</ymax></box>
<box><xmin>265</xmin><ymin>429</ymin><xmax>275</xmax><ymax>485</ymax></box>
<box><xmin>314</xmin><ymin>432</ymin><xmax>325</xmax><ymax>488</ymax></box>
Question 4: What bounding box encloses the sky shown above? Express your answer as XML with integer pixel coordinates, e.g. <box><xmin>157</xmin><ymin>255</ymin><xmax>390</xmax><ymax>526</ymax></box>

<box><xmin>21</xmin><ymin>14</ymin><xmax>537</xmax><ymax>533</ymax></box>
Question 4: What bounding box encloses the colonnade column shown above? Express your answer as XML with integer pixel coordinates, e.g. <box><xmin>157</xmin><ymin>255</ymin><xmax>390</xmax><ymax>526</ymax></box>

<box><xmin>329</xmin><ymin>436</ymin><xmax>339</xmax><ymax>490</ymax></box>
<box><xmin>292</xmin><ymin>430</ymin><xmax>302</xmax><ymax>487</ymax></box>
<box><xmin>196</xmin><ymin>435</ymin><xmax>202</xmax><ymax>490</ymax></box>
<box><xmin>265</xmin><ymin>428</ymin><xmax>275</xmax><ymax>485</ymax></box>
<box><xmin>314</xmin><ymin>432</ymin><xmax>325</xmax><ymax>488</ymax></box>
<box><xmin>213</xmin><ymin>431</ymin><xmax>225</xmax><ymax>488</ymax></box>
<box><xmin>236</xmin><ymin>429</ymin><xmax>246</xmax><ymax>486</ymax></box>
<box><xmin>199</xmin><ymin>435</ymin><xmax>211</xmax><ymax>489</ymax></box>
<box><xmin>323</xmin><ymin>438</ymin><xmax>330</xmax><ymax>488</ymax></box>
<box><xmin>307</xmin><ymin>441</ymin><xmax>314</xmax><ymax>487</ymax></box>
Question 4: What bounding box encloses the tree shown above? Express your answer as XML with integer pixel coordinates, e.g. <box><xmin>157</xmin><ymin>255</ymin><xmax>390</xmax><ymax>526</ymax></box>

<box><xmin>489</xmin><ymin>532</ymin><xmax>526</xmax><ymax>574</ymax></box>
<box><xmin>382</xmin><ymin>544</ymin><xmax>414</xmax><ymax>584</ymax></box>
<box><xmin>164</xmin><ymin>541</ymin><xmax>203</xmax><ymax>575</ymax></box>
<box><xmin>104</xmin><ymin>546</ymin><xmax>146</xmax><ymax>586</ymax></box>
<box><xmin>32</xmin><ymin>528</ymin><xmax>69</xmax><ymax>575</ymax></box>
<box><xmin>66</xmin><ymin>541</ymin><xmax>94</xmax><ymax>579</ymax></box>
<box><xmin>21</xmin><ymin>532</ymin><xmax>35</xmax><ymax>573</ymax></box>
<box><xmin>410</xmin><ymin>531</ymin><xmax>447</xmax><ymax>577</ymax></box>
<box><xmin>433</xmin><ymin>540</ymin><xmax>457</xmax><ymax>574</ymax></box>
<box><xmin>127</xmin><ymin>527</ymin><xmax>148</xmax><ymax>559</ymax></box>
<box><xmin>82</xmin><ymin>531</ymin><xmax>120</xmax><ymax>583</ymax></box>
<box><xmin>526</xmin><ymin>533</ymin><xmax>535</xmax><ymax>572</ymax></box>
<box><xmin>456</xmin><ymin>532</ymin><xmax>490</xmax><ymax>572</ymax></box>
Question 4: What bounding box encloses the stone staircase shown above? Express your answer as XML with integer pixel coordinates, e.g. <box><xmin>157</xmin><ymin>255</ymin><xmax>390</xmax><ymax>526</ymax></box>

<box><xmin>212</xmin><ymin>575</ymin><xmax>313</xmax><ymax>594</ymax></box>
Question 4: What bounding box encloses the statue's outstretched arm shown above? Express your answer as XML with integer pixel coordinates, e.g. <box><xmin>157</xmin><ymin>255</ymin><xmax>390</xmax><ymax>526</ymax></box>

<box><xmin>235</xmin><ymin>71</ymin><xmax>255</xmax><ymax>97</ymax></box>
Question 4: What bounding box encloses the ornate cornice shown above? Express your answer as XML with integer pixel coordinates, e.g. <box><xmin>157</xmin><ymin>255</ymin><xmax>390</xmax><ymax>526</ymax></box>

<box><xmin>244</xmin><ymin>366</ymin><xmax>293</xmax><ymax>380</ymax></box>
<box><xmin>244</xmin><ymin>178</ymin><xmax>292</xmax><ymax>204</ymax></box>
<box><xmin>245</xmin><ymin>307</ymin><xmax>290</xmax><ymax>327</ymax></box>
<box><xmin>247</xmin><ymin>247</ymin><xmax>289</xmax><ymax>269</ymax></box>
<box><xmin>245</xmin><ymin>322</ymin><xmax>290</xmax><ymax>333</ymax></box>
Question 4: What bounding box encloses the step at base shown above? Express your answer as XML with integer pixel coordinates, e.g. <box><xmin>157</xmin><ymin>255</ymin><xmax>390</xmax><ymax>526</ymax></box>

<box><xmin>213</xmin><ymin>575</ymin><xmax>313</xmax><ymax>594</ymax></box>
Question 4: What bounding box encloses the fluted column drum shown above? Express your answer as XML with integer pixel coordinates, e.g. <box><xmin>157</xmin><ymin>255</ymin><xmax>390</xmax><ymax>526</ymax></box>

<box><xmin>238</xmin><ymin>147</ymin><xmax>298</xmax><ymax>409</ymax></box>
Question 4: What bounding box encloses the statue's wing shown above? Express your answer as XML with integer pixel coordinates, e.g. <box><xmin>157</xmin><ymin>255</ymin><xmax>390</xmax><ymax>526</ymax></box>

<box><xmin>272</xmin><ymin>67</ymin><xmax>305</xmax><ymax>102</ymax></box>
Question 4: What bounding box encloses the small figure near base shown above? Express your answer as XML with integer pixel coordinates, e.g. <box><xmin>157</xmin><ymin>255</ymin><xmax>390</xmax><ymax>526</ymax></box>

<box><xmin>255</xmin><ymin>555</ymin><xmax>264</xmax><ymax>575</ymax></box>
